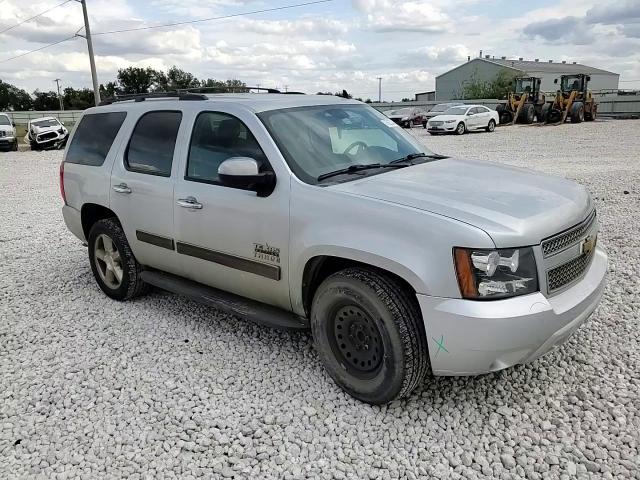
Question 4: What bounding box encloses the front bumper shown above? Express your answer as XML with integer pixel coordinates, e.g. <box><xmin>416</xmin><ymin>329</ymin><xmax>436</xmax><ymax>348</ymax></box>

<box><xmin>0</xmin><ymin>136</ymin><xmax>16</xmax><ymax>149</ymax></box>
<box><xmin>427</xmin><ymin>124</ymin><xmax>456</xmax><ymax>132</ymax></box>
<box><xmin>418</xmin><ymin>246</ymin><xmax>607</xmax><ymax>375</ymax></box>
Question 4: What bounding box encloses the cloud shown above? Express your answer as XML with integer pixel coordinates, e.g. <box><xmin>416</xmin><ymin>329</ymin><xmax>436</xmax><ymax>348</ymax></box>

<box><xmin>522</xmin><ymin>16</ymin><xmax>595</xmax><ymax>45</ymax></box>
<box><xmin>352</xmin><ymin>0</ymin><xmax>451</xmax><ymax>33</ymax></box>
<box><xmin>402</xmin><ymin>44</ymin><xmax>472</xmax><ymax>65</ymax></box>
<box><xmin>239</xmin><ymin>17</ymin><xmax>349</xmax><ymax>36</ymax></box>
<box><xmin>585</xmin><ymin>1</ymin><xmax>640</xmax><ymax>25</ymax></box>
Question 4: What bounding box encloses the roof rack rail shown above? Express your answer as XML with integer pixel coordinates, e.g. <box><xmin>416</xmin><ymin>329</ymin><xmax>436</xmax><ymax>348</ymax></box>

<box><xmin>177</xmin><ymin>86</ymin><xmax>282</xmax><ymax>94</ymax></box>
<box><xmin>99</xmin><ymin>91</ymin><xmax>207</xmax><ymax>106</ymax></box>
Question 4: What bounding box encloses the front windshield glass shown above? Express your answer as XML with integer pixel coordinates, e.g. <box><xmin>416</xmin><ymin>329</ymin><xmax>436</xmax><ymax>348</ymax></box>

<box><xmin>515</xmin><ymin>78</ymin><xmax>534</xmax><ymax>93</ymax></box>
<box><xmin>561</xmin><ymin>76</ymin><xmax>582</xmax><ymax>92</ymax></box>
<box><xmin>443</xmin><ymin>106</ymin><xmax>469</xmax><ymax>115</ymax></box>
<box><xmin>0</xmin><ymin>116</ymin><xmax>10</xmax><ymax>126</ymax></box>
<box><xmin>32</xmin><ymin>119</ymin><xmax>60</xmax><ymax>128</ymax></box>
<box><xmin>258</xmin><ymin>104</ymin><xmax>433</xmax><ymax>184</ymax></box>
<box><xmin>431</xmin><ymin>104</ymin><xmax>450</xmax><ymax>112</ymax></box>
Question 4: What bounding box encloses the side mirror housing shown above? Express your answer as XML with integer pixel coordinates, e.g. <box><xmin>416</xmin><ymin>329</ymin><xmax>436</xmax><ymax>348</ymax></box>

<box><xmin>218</xmin><ymin>157</ymin><xmax>275</xmax><ymax>197</ymax></box>
<box><xmin>586</xmin><ymin>75</ymin><xmax>591</xmax><ymax>81</ymax></box>
<box><xmin>554</xmin><ymin>78</ymin><xmax>558</xmax><ymax>84</ymax></box>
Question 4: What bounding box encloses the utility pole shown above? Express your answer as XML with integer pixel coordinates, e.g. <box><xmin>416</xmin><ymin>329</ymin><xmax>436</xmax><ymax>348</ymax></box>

<box><xmin>54</xmin><ymin>79</ymin><xmax>64</xmax><ymax>111</ymax></box>
<box><xmin>377</xmin><ymin>77</ymin><xmax>382</xmax><ymax>102</ymax></box>
<box><xmin>76</xmin><ymin>0</ymin><xmax>100</xmax><ymax>106</ymax></box>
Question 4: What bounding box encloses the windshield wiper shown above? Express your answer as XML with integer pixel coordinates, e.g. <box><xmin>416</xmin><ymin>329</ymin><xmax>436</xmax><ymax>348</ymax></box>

<box><xmin>317</xmin><ymin>163</ymin><xmax>405</xmax><ymax>182</ymax></box>
<box><xmin>389</xmin><ymin>152</ymin><xmax>449</xmax><ymax>164</ymax></box>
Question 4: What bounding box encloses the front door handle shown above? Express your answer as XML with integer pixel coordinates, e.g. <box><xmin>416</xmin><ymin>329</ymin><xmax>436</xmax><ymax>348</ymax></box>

<box><xmin>113</xmin><ymin>183</ymin><xmax>132</xmax><ymax>194</ymax></box>
<box><xmin>177</xmin><ymin>196</ymin><xmax>203</xmax><ymax>210</ymax></box>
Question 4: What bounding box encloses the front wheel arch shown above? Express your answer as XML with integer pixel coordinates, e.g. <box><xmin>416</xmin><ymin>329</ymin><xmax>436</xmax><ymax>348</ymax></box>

<box><xmin>301</xmin><ymin>255</ymin><xmax>420</xmax><ymax>318</ymax></box>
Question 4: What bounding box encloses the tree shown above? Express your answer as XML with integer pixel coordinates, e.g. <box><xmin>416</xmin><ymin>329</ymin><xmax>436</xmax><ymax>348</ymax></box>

<box><xmin>99</xmin><ymin>81</ymin><xmax>119</xmax><ymax>99</ymax></box>
<box><xmin>63</xmin><ymin>87</ymin><xmax>95</xmax><ymax>110</ymax></box>
<box><xmin>154</xmin><ymin>66</ymin><xmax>200</xmax><ymax>91</ymax></box>
<box><xmin>33</xmin><ymin>90</ymin><xmax>60</xmax><ymax>110</ymax></box>
<box><xmin>460</xmin><ymin>68</ymin><xmax>518</xmax><ymax>100</ymax></box>
<box><xmin>117</xmin><ymin>67</ymin><xmax>157</xmax><ymax>94</ymax></box>
<box><xmin>200</xmin><ymin>78</ymin><xmax>248</xmax><ymax>92</ymax></box>
<box><xmin>401</xmin><ymin>97</ymin><xmax>412</xmax><ymax>102</ymax></box>
<box><xmin>0</xmin><ymin>80</ymin><xmax>33</xmax><ymax>110</ymax></box>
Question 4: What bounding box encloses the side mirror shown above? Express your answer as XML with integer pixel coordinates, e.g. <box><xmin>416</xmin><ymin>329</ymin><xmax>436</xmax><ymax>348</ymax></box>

<box><xmin>218</xmin><ymin>157</ymin><xmax>275</xmax><ymax>197</ymax></box>
<box><xmin>586</xmin><ymin>75</ymin><xmax>591</xmax><ymax>81</ymax></box>
<box><xmin>12</xmin><ymin>122</ymin><xmax>16</xmax><ymax>127</ymax></box>
<box><xmin>61</xmin><ymin>121</ymin><xmax>65</xmax><ymax>126</ymax></box>
<box><xmin>554</xmin><ymin>78</ymin><xmax>558</xmax><ymax>84</ymax></box>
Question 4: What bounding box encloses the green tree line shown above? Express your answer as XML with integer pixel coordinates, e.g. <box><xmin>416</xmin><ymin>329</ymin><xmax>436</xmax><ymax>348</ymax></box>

<box><xmin>0</xmin><ymin>66</ymin><xmax>247</xmax><ymax>111</ymax></box>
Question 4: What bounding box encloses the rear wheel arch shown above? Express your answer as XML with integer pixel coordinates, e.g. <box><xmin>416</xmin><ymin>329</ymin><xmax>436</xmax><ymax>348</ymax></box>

<box><xmin>81</xmin><ymin>203</ymin><xmax>119</xmax><ymax>240</ymax></box>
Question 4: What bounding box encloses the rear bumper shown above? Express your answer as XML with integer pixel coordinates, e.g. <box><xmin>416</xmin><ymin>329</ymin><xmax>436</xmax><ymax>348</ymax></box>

<box><xmin>62</xmin><ymin>205</ymin><xmax>86</xmax><ymax>243</ymax></box>
<box><xmin>418</xmin><ymin>246</ymin><xmax>607</xmax><ymax>375</ymax></box>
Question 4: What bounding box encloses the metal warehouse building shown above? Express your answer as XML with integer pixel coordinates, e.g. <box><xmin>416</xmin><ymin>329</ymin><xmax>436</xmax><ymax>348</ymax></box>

<box><xmin>436</xmin><ymin>56</ymin><xmax>620</xmax><ymax>101</ymax></box>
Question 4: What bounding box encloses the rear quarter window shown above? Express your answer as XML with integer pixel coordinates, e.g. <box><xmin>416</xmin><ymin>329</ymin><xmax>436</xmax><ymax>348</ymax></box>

<box><xmin>65</xmin><ymin>112</ymin><xmax>127</xmax><ymax>166</ymax></box>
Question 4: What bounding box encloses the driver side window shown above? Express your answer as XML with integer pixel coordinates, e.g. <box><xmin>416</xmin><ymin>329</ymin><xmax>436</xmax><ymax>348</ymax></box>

<box><xmin>186</xmin><ymin>112</ymin><xmax>268</xmax><ymax>185</ymax></box>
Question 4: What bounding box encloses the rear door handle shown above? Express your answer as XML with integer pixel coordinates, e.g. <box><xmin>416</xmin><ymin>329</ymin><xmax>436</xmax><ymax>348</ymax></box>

<box><xmin>113</xmin><ymin>183</ymin><xmax>131</xmax><ymax>194</ymax></box>
<box><xmin>177</xmin><ymin>196</ymin><xmax>203</xmax><ymax>209</ymax></box>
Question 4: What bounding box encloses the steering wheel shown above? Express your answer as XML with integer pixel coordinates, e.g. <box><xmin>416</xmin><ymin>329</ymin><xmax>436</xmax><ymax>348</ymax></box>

<box><xmin>343</xmin><ymin>141</ymin><xmax>368</xmax><ymax>156</ymax></box>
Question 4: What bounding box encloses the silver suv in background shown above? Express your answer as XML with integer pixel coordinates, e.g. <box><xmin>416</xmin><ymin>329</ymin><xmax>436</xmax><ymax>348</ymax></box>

<box><xmin>0</xmin><ymin>113</ymin><xmax>18</xmax><ymax>151</ymax></box>
<box><xmin>61</xmin><ymin>92</ymin><xmax>606</xmax><ymax>404</ymax></box>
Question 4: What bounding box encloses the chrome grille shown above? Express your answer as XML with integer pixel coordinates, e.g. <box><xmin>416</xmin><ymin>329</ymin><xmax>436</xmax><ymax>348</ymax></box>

<box><xmin>430</xmin><ymin>121</ymin><xmax>443</xmax><ymax>126</ymax></box>
<box><xmin>547</xmin><ymin>250</ymin><xmax>594</xmax><ymax>292</ymax></box>
<box><xmin>37</xmin><ymin>131</ymin><xmax>58</xmax><ymax>141</ymax></box>
<box><xmin>541</xmin><ymin>210</ymin><xmax>596</xmax><ymax>257</ymax></box>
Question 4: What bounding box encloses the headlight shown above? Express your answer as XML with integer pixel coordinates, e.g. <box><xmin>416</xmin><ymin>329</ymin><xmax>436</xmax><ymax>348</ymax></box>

<box><xmin>445</xmin><ymin>119</ymin><xmax>456</xmax><ymax>123</ymax></box>
<box><xmin>453</xmin><ymin>247</ymin><xmax>538</xmax><ymax>299</ymax></box>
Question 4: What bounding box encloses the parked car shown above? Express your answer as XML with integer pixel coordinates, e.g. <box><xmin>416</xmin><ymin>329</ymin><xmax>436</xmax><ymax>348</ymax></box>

<box><xmin>384</xmin><ymin>107</ymin><xmax>424</xmax><ymax>128</ymax></box>
<box><xmin>421</xmin><ymin>102</ymin><xmax>464</xmax><ymax>128</ymax></box>
<box><xmin>426</xmin><ymin>104</ymin><xmax>499</xmax><ymax>135</ymax></box>
<box><xmin>0</xmin><ymin>113</ymin><xmax>18</xmax><ymax>152</ymax></box>
<box><xmin>25</xmin><ymin>116</ymin><xmax>69</xmax><ymax>150</ymax></box>
<box><xmin>61</xmin><ymin>93</ymin><xmax>606</xmax><ymax>404</ymax></box>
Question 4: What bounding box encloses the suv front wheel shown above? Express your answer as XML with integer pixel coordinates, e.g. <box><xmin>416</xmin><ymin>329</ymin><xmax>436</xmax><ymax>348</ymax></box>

<box><xmin>311</xmin><ymin>267</ymin><xmax>429</xmax><ymax>404</ymax></box>
<box><xmin>88</xmin><ymin>218</ymin><xmax>149</xmax><ymax>300</ymax></box>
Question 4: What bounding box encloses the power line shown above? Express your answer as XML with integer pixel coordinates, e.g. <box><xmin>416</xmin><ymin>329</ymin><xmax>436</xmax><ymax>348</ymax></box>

<box><xmin>0</xmin><ymin>0</ymin><xmax>72</xmax><ymax>35</ymax></box>
<box><xmin>0</xmin><ymin>34</ymin><xmax>77</xmax><ymax>63</ymax></box>
<box><xmin>92</xmin><ymin>0</ymin><xmax>334</xmax><ymax>35</ymax></box>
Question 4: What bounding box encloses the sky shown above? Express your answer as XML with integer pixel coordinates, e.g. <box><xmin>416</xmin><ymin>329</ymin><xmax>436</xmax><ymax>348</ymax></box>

<box><xmin>1</xmin><ymin>0</ymin><xmax>639</xmax><ymax>101</ymax></box>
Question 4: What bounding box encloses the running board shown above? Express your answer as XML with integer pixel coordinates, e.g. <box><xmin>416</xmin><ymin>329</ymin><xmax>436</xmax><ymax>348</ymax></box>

<box><xmin>140</xmin><ymin>270</ymin><xmax>309</xmax><ymax>331</ymax></box>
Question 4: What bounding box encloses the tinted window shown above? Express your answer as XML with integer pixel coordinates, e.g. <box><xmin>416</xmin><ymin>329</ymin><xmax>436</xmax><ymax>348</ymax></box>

<box><xmin>0</xmin><ymin>115</ymin><xmax>11</xmax><ymax>126</ymax></box>
<box><xmin>126</xmin><ymin>111</ymin><xmax>182</xmax><ymax>176</ymax></box>
<box><xmin>66</xmin><ymin>112</ymin><xmax>127</xmax><ymax>166</ymax></box>
<box><xmin>186</xmin><ymin>112</ymin><xmax>268</xmax><ymax>184</ymax></box>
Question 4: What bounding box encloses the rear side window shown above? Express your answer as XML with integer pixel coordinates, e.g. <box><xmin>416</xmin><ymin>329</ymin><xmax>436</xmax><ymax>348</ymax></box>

<box><xmin>125</xmin><ymin>111</ymin><xmax>182</xmax><ymax>177</ymax></box>
<box><xmin>65</xmin><ymin>112</ymin><xmax>127</xmax><ymax>166</ymax></box>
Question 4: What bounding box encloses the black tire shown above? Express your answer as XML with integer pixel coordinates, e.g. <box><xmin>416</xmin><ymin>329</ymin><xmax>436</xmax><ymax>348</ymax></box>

<box><xmin>570</xmin><ymin>102</ymin><xmax>584</xmax><ymax>123</ymax></box>
<box><xmin>539</xmin><ymin>103</ymin><xmax>551</xmax><ymax>123</ymax></box>
<box><xmin>88</xmin><ymin>218</ymin><xmax>149</xmax><ymax>301</ymax></box>
<box><xmin>422</xmin><ymin>121</ymin><xmax>427</xmax><ymax>129</ymax></box>
<box><xmin>518</xmin><ymin>104</ymin><xmax>535</xmax><ymax>124</ymax></box>
<box><xmin>486</xmin><ymin>119</ymin><xmax>496</xmax><ymax>132</ymax></box>
<box><xmin>455</xmin><ymin>122</ymin><xmax>465</xmax><ymax>135</ymax></box>
<box><xmin>547</xmin><ymin>108</ymin><xmax>563</xmax><ymax>124</ymax></box>
<box><xmin>585</xmin><ymin>104</ymin><xmax>597</xmax><ymax>121</ymax></box>
<box><xmin>11</xmin><ymin>140</ymin><xmax>18</xmax><ymax>151</ymax></box>
<box><xmin>311</xmin><ymin>267</ymin><xmax>429</xmax><ymax>404</ymax></box>
<box><xmin>499</xmin><ymin>111</ymin><xmax>513</xmax><ymax>125</ymax></box>
<box><xmin>29</xmin><ymin>142</ymin><xmax>39</xmax><ymax>151</ymax></box>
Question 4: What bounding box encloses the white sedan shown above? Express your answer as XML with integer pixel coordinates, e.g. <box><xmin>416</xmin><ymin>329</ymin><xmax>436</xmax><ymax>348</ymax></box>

<box><xmin>426</xmin><ymin>105</ymin><xmax>499</xmax><ymax>135</ymax></box>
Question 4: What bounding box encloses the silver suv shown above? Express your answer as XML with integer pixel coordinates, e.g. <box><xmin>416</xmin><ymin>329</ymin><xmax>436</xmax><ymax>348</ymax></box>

<box><xmin>61</xmin><ymin>92</ymin><xmax>607</xmax><ymax>404</ymax></box>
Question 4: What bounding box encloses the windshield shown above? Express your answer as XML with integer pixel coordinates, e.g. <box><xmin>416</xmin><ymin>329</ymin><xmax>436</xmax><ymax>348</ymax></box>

<box><xmin>32</xmin><ymin>119</ymin><xmax>60</xmax><ymax>128</ymax></box>
<box><xmin>515</xmin><ymin>79</ymin><xmax>534</xmax><ymax>93</ymax></box>
<box><xmin>0</xmin><ymin>115</ymin><xmax>11</xmax><ymax>126</ymax></box>
<box><xmin>443</xmin><ymin>106</ymin><xmax>469</xmax><ymax>115</ymax></box>
<box><xmin>258</xmin><ymin>104</ymin><xmax>432</xmax><ymax>184</ymax></box>
<box><xmin>431</xmin><ymin>104</ymin><xmax>452</xmax><ymax>112</ymax></box>
<box><xmin>561</xmin><ymin>76</ymin><xmax>582</xmax><ymax>92</ymax></box>
<box><xmin>387</xmin><ymin>108</ymin><xmax>412</xmax><ymax>116</ymax></box>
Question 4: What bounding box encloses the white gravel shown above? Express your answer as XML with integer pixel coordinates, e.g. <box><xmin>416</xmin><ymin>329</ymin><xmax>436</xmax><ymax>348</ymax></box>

<box><xmin>1</xmin><ymin>119</ymin><xmax>639</xmax><ymax>479</ymax></box>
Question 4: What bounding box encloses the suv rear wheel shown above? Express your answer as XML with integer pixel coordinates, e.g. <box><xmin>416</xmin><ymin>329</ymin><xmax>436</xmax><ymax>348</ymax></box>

<box><xmin>311</xmin><ymin>267</ymin><xmax>429</xmax><ymax>404</ymax></box>
<box><xmin>88</xmin><ymin>218</ymin><xmax>149</xmax><ymax>300</ymax></box>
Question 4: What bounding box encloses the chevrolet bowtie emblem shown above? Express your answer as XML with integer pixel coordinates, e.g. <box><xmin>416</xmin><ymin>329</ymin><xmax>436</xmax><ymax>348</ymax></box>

<box><xmin>582</xmin><ymin>235</ymin><xmax>596</xmax><ymax>255</ymax></box>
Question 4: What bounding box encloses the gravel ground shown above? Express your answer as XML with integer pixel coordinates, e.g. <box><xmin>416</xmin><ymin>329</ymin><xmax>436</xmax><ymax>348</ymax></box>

<box><xmin>1</xmin><ymin>119</ymin><xmax>639</xmax><ymax>479</ymax></box>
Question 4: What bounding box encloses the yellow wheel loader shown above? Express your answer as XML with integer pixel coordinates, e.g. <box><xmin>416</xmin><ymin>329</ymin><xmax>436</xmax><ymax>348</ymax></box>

<box><xmin>546</xmin><ymin>74</ymin><xmax>598</xmax><ymax>124</ymax></box>
<box><xmin>496</xmin><ymin>77</ymin><xmax>547</xmax><ymax>125</ymax></box>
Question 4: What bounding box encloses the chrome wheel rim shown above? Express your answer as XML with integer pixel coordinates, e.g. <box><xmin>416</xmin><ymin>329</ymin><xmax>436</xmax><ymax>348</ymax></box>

<box><xmin>94</xmin><ymin>234</ymin><xmax>123</xmax><ymax>289</ymax></box>
<box><xmin>457</xmin><ymin>123</ymin><xmax>464</xmax><ymax>134</ymax></box>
